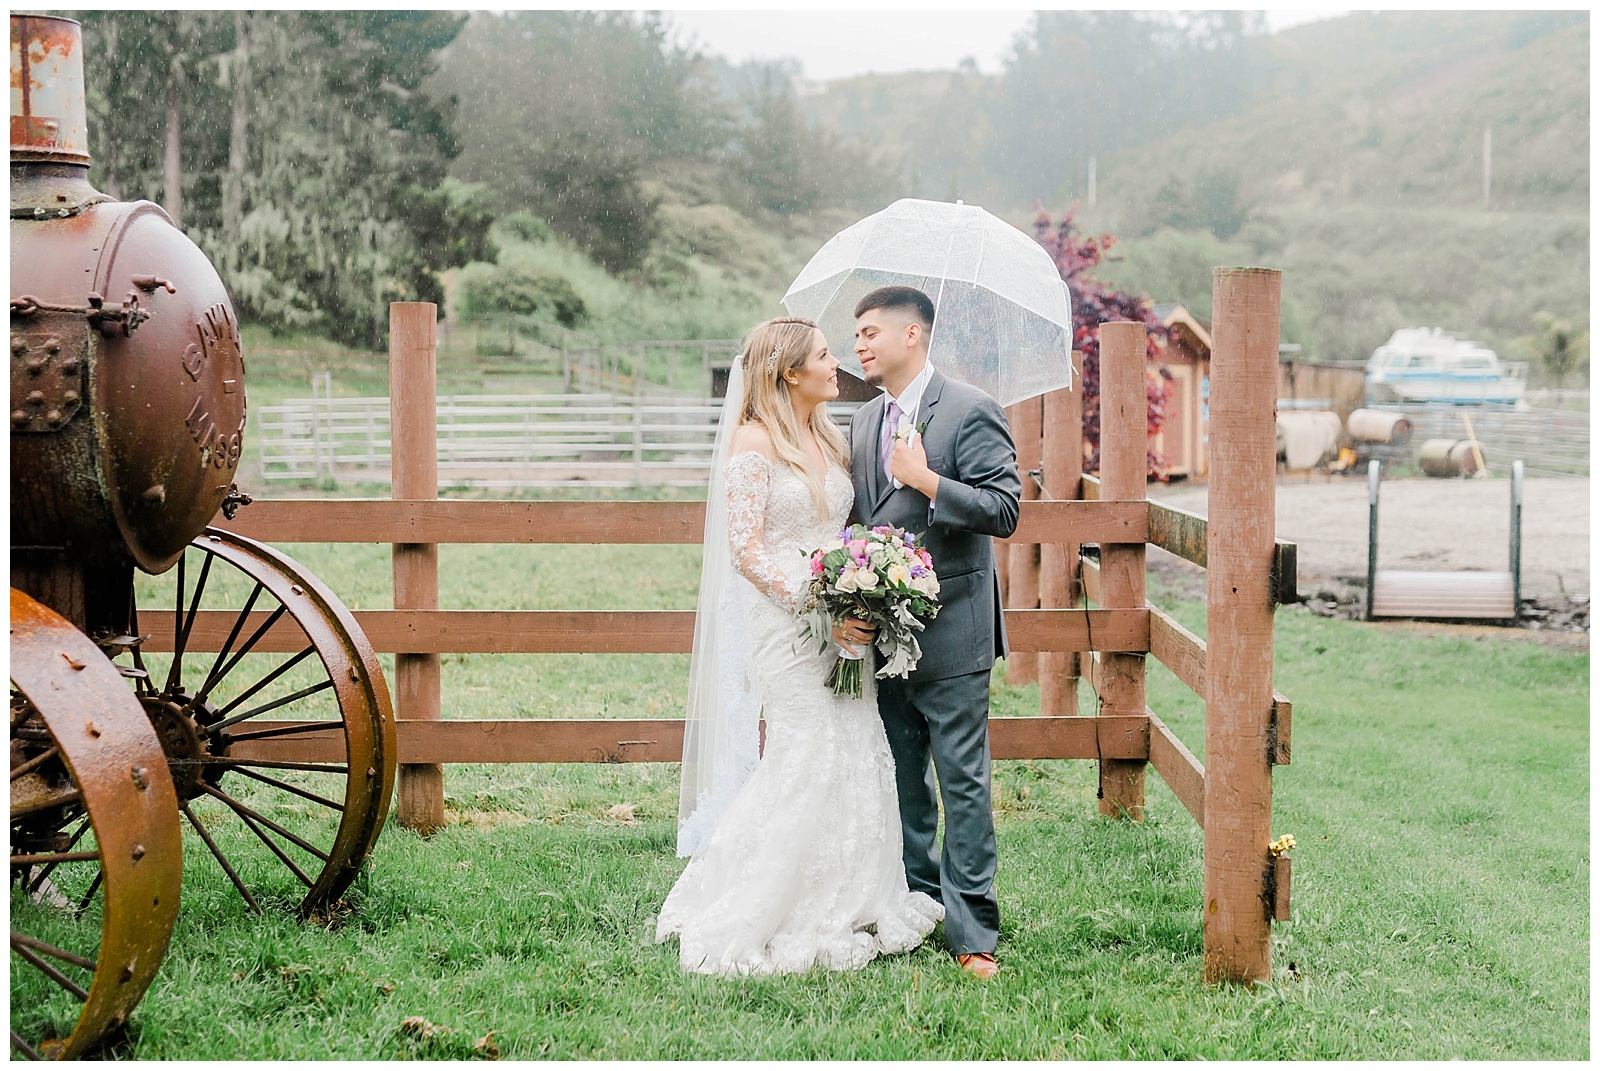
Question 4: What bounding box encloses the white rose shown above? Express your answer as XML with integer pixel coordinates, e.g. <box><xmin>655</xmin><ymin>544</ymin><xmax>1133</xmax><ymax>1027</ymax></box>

<box><xmin>854</xmin><ymin>567</ymin><xmax>879</xmax><ymax>591</ymax></box>
<box><xmin>911</xmin><ymin>574</ymin><xmax>939</xmax><ymax>597</ymax></box>
<box><xmin>887</xmin><ymin>564</ymin><xmax>912</xmax><ymax>586</ymax></box>
<box><xmin>835</xmin><ymin>568</ymin><xmax>859</xmax><ymax>593</ymax></box>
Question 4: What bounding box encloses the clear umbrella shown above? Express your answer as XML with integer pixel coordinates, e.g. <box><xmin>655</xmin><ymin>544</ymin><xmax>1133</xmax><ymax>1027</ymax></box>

<box><xmin>782</xmin><ymin>198</ymin><xmax>1074</xmax><ymax>406</ymax></box>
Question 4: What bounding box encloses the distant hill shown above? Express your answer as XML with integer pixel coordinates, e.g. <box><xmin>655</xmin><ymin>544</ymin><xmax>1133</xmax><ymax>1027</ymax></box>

<box><xmin>798</xmin><ymin>12</ymin><xmax>1589</xmax><ymax>369</ymax></box>
<box><xmin>1102</xmin><ymin>11</ymin><xmax>1588</xmax><ymax>218</ymax></box>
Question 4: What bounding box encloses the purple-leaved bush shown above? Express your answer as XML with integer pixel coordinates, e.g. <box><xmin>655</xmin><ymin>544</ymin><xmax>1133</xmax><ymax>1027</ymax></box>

<box><xmin>1034</xmin><ymin>205</ymin><xmax>1175</xmax><ymax>479</ymax></box>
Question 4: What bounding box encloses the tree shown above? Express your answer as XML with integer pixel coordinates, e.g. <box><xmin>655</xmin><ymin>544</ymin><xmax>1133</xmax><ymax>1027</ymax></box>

<box><xmin>433</xmin><ymin>11</ymin><xmax>722</xmax><ymax>273</ymax></box>
<box><xmin>1034</xmin><ymin>207</ymin><xmax>1174</xmax><ymax>478</ymax></box>
<box><xmin>1150</xmin><ymin>167</ymin><xmax>1251</xmax><ymax>238</ymax></box>
<box><xmin>1519</xmin><ymin>312</ymin><xmax>1589</xmax><ymax>390</ymax></box>
<box><xmin>79</xmin><ymin>11</ymin><xmax>489</xmax><ymax>349</ymax></box>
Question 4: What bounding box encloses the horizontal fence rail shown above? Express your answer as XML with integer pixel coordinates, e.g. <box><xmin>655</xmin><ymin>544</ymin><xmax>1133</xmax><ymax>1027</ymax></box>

<box><xmin>229</xmin><ymin>715</ymin><xmax>1154</xmax><ymax>766</ymax></box>
<box><xmin>216</xmin><ymin>497</ymin><xmax>1151</xmax><ymax>546</ymax></box>
<box><xmin>142</xmin><ymin>607</ymin><xmax>1151</xmax><ymax>656</ymax></box>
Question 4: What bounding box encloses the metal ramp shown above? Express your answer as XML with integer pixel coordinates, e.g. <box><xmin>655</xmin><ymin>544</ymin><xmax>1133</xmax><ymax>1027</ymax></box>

<box><xmin>1365</xmin><ymin>459</ymin><xmax>1522</xmax><ymax>620</ymax></box>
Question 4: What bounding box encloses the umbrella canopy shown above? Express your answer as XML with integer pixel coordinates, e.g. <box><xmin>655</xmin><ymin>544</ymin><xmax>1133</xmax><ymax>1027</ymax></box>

<box><xmin>782</xmin><ymin>198</ymin><xmax>1073</xmax><ymax>406</ymax></box>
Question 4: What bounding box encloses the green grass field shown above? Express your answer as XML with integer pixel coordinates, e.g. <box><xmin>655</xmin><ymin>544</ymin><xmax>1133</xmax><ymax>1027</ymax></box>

<box><xmin>11</xmin><ymin>545</ymin><xmax>1589</xmax><ymax>1059</ymax></box>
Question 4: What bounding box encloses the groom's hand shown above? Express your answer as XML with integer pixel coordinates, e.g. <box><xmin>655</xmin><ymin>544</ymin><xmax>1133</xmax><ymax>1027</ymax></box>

<box><xmin>890</xmin><ymin>436</ymin><xmax>940</xmax><ymax>500</ymax></box>
<box><xmin>832</xmin><ymin>616</ymin><xmax>876</xmax><ymax>656</ymax></box>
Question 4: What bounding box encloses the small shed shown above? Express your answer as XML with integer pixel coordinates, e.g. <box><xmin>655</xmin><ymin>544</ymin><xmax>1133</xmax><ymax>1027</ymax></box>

<box><xmin>1152</xmin><ymin>303</ymin><xmax>1212</xmax><ymax>480</ymax></box>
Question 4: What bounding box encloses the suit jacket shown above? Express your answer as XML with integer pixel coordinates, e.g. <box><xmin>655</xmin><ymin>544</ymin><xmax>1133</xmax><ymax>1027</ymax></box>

<box><xmin>848</xmin><ymin>369</ymin><xmax>1021</xmax><ymax>683</ymax></box>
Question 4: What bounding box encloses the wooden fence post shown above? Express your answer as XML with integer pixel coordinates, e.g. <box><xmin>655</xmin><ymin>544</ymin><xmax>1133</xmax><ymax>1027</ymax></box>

<box><xmin>391</xmin><ymin>302</ymin><xmax>444</xmax><ymax>834</ymax></box>
<box><xmin>1039</xmin><ymin>351</ymin><xmax>1084</xmax><ymax>717</ymax></box>
<box><xmin>1005</xmin><ymin>396</ymin><xmax>1043</xmax><ymax>685</ymax></box>
<box><xmin>1203</xmin><ymin>267</ymin><xmax>1281</xmax><ymax>984</ymax></box>
<box><xmin>1097</xmin><ymin>323</ymin><xmax>1148</xmax><ymax>820</ymax></box>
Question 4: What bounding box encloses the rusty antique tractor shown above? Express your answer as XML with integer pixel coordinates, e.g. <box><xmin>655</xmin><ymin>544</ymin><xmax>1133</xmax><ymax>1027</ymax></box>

<box><xmin>10</xmin><ymin>15</ymin><xmax>397</xmax><ymax>1059</ymax></box>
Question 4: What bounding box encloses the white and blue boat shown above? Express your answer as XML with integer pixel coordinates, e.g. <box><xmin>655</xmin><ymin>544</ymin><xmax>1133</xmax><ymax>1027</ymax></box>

<box><xmin>1364</xmin><ymin>328</ymin><xmax>1527</xmax><ymax>406</ymax></box>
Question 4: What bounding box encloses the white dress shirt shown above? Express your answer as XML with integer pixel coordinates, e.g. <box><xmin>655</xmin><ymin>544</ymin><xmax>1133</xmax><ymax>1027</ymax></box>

<box><xmin>884</xmin><ymin>360</ymin><xmax>934</xmax><ymax>490</ymax></box>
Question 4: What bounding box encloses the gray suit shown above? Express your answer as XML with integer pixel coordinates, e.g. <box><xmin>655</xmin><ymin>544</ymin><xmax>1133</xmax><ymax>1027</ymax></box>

<box><xmin>848</xmin><ymin>368</ymin><xmax>1020</xmax><ymax>955</ymax></box>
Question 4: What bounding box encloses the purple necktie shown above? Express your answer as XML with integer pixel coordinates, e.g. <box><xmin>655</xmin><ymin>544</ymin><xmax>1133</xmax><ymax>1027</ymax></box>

<box><xmin>879</xmin><ymin>399</ymin><xmax>902</xmax><ymax>483</ymax></box>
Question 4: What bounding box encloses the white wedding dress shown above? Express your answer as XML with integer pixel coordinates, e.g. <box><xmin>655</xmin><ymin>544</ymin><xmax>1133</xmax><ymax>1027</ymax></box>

<box><xmin>656</xmin><ymin>451</ymin><xmax>943</xmax><ymax>975</ymax></box>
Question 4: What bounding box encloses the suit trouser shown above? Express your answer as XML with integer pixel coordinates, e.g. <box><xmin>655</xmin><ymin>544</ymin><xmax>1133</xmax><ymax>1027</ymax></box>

<box><xmin>877</xmin><ymin>669</ymin><xmax>999</xmax><ymax>955</ymax></box>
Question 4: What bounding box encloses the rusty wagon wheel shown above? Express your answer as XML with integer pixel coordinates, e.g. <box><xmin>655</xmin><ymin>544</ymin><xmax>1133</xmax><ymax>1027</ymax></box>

<box><xmin>10</xmin><ymin>588</ymin><xmax>183</xmax><ymax>1061</ymax></box>
<box><xmin>114</xmin><ymin>528</ymin><xmax>396</xmax><ymax>916</ymax></box>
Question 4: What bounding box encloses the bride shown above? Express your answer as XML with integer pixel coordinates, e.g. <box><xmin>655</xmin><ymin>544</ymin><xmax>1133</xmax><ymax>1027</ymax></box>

<box><xmin>656</xmin><ymin>317</ymin><xmax>942</xmax><ymax>975</ymax></box>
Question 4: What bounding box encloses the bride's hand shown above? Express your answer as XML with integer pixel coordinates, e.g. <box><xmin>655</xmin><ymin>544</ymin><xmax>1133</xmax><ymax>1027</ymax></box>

<box><xmin>832</xmin><ymin>617</ymin><xmax>876</xmax><ymax>655</ymax></box>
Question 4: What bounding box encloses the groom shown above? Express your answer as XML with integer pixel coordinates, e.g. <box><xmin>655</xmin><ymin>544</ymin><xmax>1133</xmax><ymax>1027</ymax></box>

<box><xmin>843</xmin><ymin>285</ymin><xmax>1021</xmax><ymax>979</ymax></box>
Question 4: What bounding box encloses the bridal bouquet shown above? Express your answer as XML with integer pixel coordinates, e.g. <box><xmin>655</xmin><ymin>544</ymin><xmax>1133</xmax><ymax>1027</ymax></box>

<box><xmin>798</xmin><ymin>524</ymin><xmax>941</xmax><ymax>697</ymax></box>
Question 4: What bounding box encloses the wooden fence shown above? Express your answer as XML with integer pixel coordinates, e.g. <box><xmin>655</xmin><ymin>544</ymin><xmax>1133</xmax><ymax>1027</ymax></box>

<box><xmin>175</xmin><ymin>273</ymin><xmax>1292</xmax><ymax>985</ymax></box>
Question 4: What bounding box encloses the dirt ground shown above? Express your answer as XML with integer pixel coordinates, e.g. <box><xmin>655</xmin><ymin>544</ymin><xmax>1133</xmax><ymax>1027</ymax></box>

<box><xmin>1151</xmin><ymin>474</ymin><xmax>1590</xmax><ymax>595</ymax></box>
<box><xmin>1145</xmin><ymin>474</ymin><xmax>1591</xmax><ymax>646</ymax></box>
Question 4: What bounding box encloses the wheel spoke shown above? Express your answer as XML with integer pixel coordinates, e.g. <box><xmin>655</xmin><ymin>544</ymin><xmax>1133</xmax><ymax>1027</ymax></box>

<box><xmin>206</xmin><ymin>647</ymin><xmax>320</xmax><ymax>731</ymax></box>
<box><xmin>225</xmin><ymin>720</ymin><xmax>343</xmax><ymax>744</ymax></box>
<box><xmin>214</xmin><ymin>679</ymin><xmax>335</xmax><ymax>733</ymax></box>
<box><xmin>10</xmin><ymin>941</ymin><xmax>88</xmax><ymax>1000</ymax></box>
<box><xmin>74</xmin><ymin>870</ymin><xmax>103</xmax><ymax>916</ymax></box>
<box><xmin>10</xmin><ymin>933</ymin><xmax>95</xmax><ymax>972</ymax></box>
<box><xmin>174</xmin><ymin>757</ymin><xmax>348</xmax><ymax>775</ymax></box>
<box><xmin>10</xmin><ymin>851</ymin><xmax>98</xmax><ymax>866</ymax></box>
<box><xmin>199</xmin><ymin>784</ymin><xmax>331</xmax><ymax>863</ymax></box>
<box><xmin>195</xmin><ymin>582</ymin><xmax>265</xmax><ymax>701</ymax></box>
<box><xmin>25</xmin><ymin>819</ymin><xmax>89</xmax><ymax>896</ymax></box>
<box><xmin>165</xmin><ymin>552</ymin><xmax>185</xmax><ymax>693</ymax></box>
<box><xmin>178</xmin><ymin>798</ymin><xmax>261</xmax><ymax>914</ymax></box>
<box><xmin>229</xmin><ymin>804</ymin><xmax>315</xmax><ymax>888</ymax></box>
<box><xmin>10</xmin><ymin>746</ymin><xmax>59</xmax><ymax>781</ymax></box>
<box><xmin>11</xmin><ymin>1029</ymin><xmax>43</xmax><ymax>1061</ymax></box>
<box><xmin>229</xmin><ymin>764</ymin><xmax>345</xmax><ymax>812</ymax></box>
<box><xmin>191</xmin><ymin>604</ymin><xmax>289</xmax><ymax>709</ymax></box>
<box><xmin>165</xmin><ymin>550</ymin><xmax>215</xmax><ymax>694</ymax></box>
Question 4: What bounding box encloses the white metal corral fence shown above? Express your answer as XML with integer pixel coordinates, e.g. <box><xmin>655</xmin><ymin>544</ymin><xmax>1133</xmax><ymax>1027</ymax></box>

<box><xmin>257</xmin><ymin>391</ymin><xmax>866</xmax><ymax>489</ymax></box>
<box><xmin>1375</xmin><ymin>403</ymin><xmax>1590</xmax><ymax>478</ymax></box>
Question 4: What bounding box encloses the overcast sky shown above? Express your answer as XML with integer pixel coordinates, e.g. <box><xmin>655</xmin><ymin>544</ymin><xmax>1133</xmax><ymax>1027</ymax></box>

<box><xmin>664</xmin><ymin>9</ymin><xmax>1347</xmax><ymax>82</ymax></box>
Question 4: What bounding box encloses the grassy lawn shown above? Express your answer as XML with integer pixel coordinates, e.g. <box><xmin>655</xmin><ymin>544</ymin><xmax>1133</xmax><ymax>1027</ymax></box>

<box><xmin>12</xmin><ymin>546</ymin><xmax>1589</xmax><ymax>1059</ymax></box>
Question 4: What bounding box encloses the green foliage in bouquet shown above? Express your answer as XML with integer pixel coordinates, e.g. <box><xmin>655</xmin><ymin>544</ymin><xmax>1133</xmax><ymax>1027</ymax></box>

<box><xmin>799</xmin><ymin>524</ymin><xmax>942</xmax><ymax>698</ymax></box>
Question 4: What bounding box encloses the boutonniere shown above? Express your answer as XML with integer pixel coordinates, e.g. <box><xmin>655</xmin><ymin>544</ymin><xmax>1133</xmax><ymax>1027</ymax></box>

<box><xmin>892</xmin><ymin>421</ymin><xmax>929</xmax><ymax>446</ymax></box>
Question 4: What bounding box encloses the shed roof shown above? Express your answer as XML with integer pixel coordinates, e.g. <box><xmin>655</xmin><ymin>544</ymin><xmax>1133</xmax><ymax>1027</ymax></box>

<box><xmin>1155</xmin><ymin>303</ymin><xmax>1213</xmax><ymax>357</ymax></box>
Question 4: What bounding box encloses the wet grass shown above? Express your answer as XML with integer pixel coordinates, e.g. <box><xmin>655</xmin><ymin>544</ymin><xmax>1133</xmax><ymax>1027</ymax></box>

<box><xmin>11</xmin><ymin>548</ymin><xmax>1588</xmax><ymax>1059</ymax></box>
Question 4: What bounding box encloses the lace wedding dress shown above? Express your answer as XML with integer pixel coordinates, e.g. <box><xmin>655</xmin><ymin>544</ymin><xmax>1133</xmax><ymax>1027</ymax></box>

<box><xmin>656</xmin><ymin>451</ymin><xmax>943</xmax><ymax>975</ymax></box>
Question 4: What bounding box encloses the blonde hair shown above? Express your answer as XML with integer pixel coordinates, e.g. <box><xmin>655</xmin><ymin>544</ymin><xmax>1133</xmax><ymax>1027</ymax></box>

<box><xmin>737</xmin><ymin>317</ymin><xmax>849</xmax><ymax>517</ymax></box>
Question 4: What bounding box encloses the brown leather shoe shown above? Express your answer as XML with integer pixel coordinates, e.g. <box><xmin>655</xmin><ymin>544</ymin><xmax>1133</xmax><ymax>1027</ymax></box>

<box><xmin>956</xmin><ymin>952</ymin><xmax>998</xmax><ymax>980</ymax></box>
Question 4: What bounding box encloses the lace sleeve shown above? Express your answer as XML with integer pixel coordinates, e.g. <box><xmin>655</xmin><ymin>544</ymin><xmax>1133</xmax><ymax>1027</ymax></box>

<box><xmin>725</xmin><ymin>451</ymin><xmax>799</xmax><ymax>613</ymax></box>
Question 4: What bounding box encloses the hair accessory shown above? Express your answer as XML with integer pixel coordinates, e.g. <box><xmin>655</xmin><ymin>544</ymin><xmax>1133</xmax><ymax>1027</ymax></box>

<box><xmin>767</xmin><ymin>344</ymin><xmax>781</xmax><ymax>373</ymax></box>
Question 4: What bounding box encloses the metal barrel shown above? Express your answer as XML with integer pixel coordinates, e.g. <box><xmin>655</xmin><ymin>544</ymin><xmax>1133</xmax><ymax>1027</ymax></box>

<box><xmin>1347</xmin><ymin>408</ymin><xmax>1412</xmax><ymax>445</ymax></box>
<box><xmin>1419</xmin><ymin>438</ymin><xmax>1483</xmax><ymax>477</ymax></box>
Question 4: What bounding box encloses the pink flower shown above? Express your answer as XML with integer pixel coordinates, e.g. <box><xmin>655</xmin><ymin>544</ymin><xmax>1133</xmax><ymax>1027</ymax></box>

<box><xmin>847</xmin><ymin>539</ymin><xmax>868</xmax><ymax>556</ymax></box>
<box><xmin>917</xmin><ymin>548</ymin><xmax>933</xmax><ymax>568</ymax></box>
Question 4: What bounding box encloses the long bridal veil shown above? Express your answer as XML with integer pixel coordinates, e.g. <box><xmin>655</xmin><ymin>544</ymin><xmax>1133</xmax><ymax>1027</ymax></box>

<box><xmin>675</xmin><ymin>359</ymin><xmax>762</xmax><ymax>858</ymax></box>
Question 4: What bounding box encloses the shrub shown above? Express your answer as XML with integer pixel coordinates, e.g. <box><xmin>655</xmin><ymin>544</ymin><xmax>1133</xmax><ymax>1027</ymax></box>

<box><xmin>455</xmin><ymin>262</ymin><xmax>589</xmax><ymax>327</ymax></box>
<box><xmin>499</xmin><ymin>211</ymin><xmax>554</xmax><ymax>245</ymax></box>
